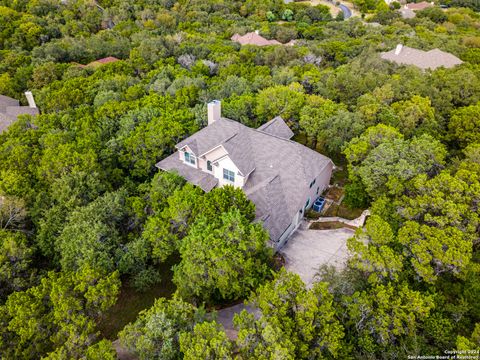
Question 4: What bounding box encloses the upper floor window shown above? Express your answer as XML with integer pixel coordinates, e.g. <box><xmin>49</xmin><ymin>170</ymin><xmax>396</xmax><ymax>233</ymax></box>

<box><xmin>207</xmin><ymin>160</ymin><xmax>213</xmax><ymax>172</ymax></box>
<box><xmin>223</xmin><ymin>168</ymin><xmax>235</xmax><ymax>182</ymax></box>
<box><xmin>184</xmin><ymin>152</ymin><xmax>196</xmax><ymax>165</ymax></box>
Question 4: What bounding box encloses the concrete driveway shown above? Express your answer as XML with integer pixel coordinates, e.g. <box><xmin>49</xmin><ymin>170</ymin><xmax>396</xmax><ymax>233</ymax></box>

<box><xmin>280</xmin><ymin>227</ymin><xmax>354</xmax><ymax>287</ymax></box>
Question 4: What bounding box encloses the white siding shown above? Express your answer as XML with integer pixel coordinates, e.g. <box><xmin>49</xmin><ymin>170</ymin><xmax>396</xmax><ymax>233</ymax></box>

<box><xmin>215</xmin><ymin>156</ymin><xmax>245</xmax><ymax>188</ymax></box>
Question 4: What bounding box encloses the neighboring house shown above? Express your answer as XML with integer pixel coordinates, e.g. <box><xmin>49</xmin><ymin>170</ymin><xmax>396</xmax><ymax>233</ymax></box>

<box><xmin>381</xmin><ymin>44</ymin><xmax>463</xmax><ymax>70</ymax></box>
<box><xmin>399</xmin><ymin>1</ymin><xmax>433</xmax><ymax>18</ymax></box>
<box><xmin>405</xmin><ymin>1</ymin><xmax>433</xmax><ymax>10</ymax></box>
<box><xmin>156</xmin><ymin>101</ymin><xmax>333</xmax><ymax>249</ymax></box>
<box><xmin>399</xmin><ymin>7</ymin><xmax>416</xmax><ymax>19</ymax></box>
<box><xmin>0</xmin><ymin>92</ymin><xmax>39</xmax><ymax>133</ymax></box>
<box><xmin>231</xmin><ymin>31</ymin><xmax>296</xmax><ymax>47</ymax></box>
<box><xmin>76</xmin><ymin>56</ymin><xmax>120</xmax><ymax>69</ymax></box>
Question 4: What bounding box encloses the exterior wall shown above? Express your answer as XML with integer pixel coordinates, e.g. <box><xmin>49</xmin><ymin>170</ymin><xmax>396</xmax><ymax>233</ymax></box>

<box><xmin>276</xmin><ymin>161</ymin><xmax>334</xmax><ymax>249</ymax></box>
<box><xmin>179</xmin><ymin>145</ymin><xmax>198</xmax><ymax>169</ymax></box>
<box><xmin>303</xmin><ymin>161</ymin><xmax>334</xmax><ymax>211</ymax></box>
<box><xmin>203</xmin><ymin>146</ymin><xmax>227</xmax><ymax>163</ymax></box>
<box><xmin>214</xmin><ymin>156</ymin><xmax>245</xmax><ymax>188</ymax></box>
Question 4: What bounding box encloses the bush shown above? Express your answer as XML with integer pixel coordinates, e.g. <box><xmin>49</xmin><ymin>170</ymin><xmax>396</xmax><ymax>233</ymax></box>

<box><xmin>132</xmin><ymin>268</ymin><xmax>161</xmax><ymax>292</ymax></box>
<box><xmin>343</xmin><ymin>179</ymin><xmax>371</xmax><ymax>209</ymax></box>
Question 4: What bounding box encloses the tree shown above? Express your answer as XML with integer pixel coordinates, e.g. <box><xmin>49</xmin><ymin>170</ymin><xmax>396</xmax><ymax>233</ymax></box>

<box><xmin>173</xmin><ymin>209</ymin><xmax>272</xmax><ymax>303</ymax></box>
<box><xmin>235</xmin><ymin>269</ymin><xmax>344</xmax><ymax>359</ymax></box>
<box><xmin>0</xmin><ymin>268</ymin><xmax>119</xmax><ymax>359</ymax></box>
<box><xmin>299</xmin><ymin>95</ymin><xmax>347</xmax><ymax>149</ymax></box>
<box><xmin>397</xmin><ymin>168</ymin><xmax>480</xmax><ymax>282</ymax></box>
<box><xmin>344</xmin><ymin>125</ymin><xmax>447</xmax><ymax>198</ymax></box>
<box><xmin>348</xmin><ymin>215</ymin><xmax>404</xmax><ymax>283</ymax></box>
<box><xmin>0</xmin><ymin>195</ymin><xmax>26</xmax><ymax>230</ymax></box>
<box><xmin>390</xmin><ymin>95</ymin><xmax>439</xmax><ymax>137</ymax></box>
<box><xmin>56</xmin><ymin>191</ymin><xmax>126</xmax><ymax>273</ymax></box>
<box><xmin>0</xmin><ymin>230</ymin><xmax>34</xmax><ymax>301</ymax></box>
<box><xmin>142</xmin><ymin>183</ymin><xmax>203</xmax><ymax>262</ymax></box>
<box><xmin>119</xmin><ymin>297</ymin><xmax>205</xmax><ymax>360</ymax></box>
<box><xmin>449</xmin><ymin>102</ymin><xmax>480</xmax><ymax>147</ymax></box>
<box><xmin>256</xmin><ymin>83</ymin><xmax>305</xmax><ymax>123</ymax></box>
<box><xmin>343</xmin><ymin>283</ymin><xmax>434</xmax><ymax>353</ymax></box>
<box><xmin>179</xmin><ymin>321</ymin><xmax>234</xmax><ymax>360</ymax></box>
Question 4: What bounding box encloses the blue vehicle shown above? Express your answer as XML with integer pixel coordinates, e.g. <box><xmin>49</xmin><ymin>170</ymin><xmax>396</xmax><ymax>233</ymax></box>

<box><xmin>313</xmin><ymin>197</ymin><xmax>326</xmax><ymax>212</ymax></box>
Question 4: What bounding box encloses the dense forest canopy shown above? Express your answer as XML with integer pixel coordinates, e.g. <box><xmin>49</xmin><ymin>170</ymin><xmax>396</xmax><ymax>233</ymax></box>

<box><xmin>0</xmin><ymin>0</ymin><xmax>479</xmax><ymax>358</ymax></box>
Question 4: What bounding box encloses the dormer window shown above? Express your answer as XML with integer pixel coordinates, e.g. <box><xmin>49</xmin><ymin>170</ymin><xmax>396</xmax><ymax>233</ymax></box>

<box><xmin>184</xmin><ymin>152</ymin><xmax>196</xmax><ymax>165</ymax></box>
<box><xmin>223</xmin><ymin>168</ymin><xmax>235</xmax><ymax>182</ymax></box>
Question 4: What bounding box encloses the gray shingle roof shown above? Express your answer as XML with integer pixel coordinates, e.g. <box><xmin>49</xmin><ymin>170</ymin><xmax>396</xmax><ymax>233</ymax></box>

<box><xmin>0</xmin><ymin>113</ymin><xmax>15</xmax><ymax>133</ymax></box>
<box><xmin>0</xmin><ymin>95</ymin><xmax>39</xmax><ymax>134</ymax></box>
<box><xmin>0</xmin><ymin>95</ymin><xmax>19</xmax><ymax>113</ymax></box>
<box><xmin>157</xmin><ymin>152</ymin><xmax>218</xmax><ymax>192</ymax></box>
<box><xmin>156</xmin><ymin>117</ymin><xmax>332</xmax><ymax>243</ymax></box>
<box><xmin>381</xmin><ymin>45</ymin><xmax>463</xmax><ymax>70</ymax></box>
<box><xmin>257</xmin><ymin>116</ymin><xmax>294</xmax><ymax>139</ymax></box>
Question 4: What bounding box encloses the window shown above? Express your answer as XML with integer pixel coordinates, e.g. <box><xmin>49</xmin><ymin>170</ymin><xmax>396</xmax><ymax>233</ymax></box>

<box><xmin>207</xmin><ymin>160</ymin><xmax>213</xmax><ymax>172</ymax></box>
<box><xmin>309</xmin><ymin>178</ymin><xmax>316</xmax><ymax>188</ymax></box>
<box><xmin>184</xmin><ymin>152</ymin><xmax>196</xmax><ymax>165</ymax></box>
<box><xmin>223</xmin><ymin>168</ymin><xmax>235</xmax><ymax>182</ymax></box>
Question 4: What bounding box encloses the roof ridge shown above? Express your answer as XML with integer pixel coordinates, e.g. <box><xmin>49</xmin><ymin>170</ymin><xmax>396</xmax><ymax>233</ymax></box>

<box><xmin>220</xmin><ymin>116</ymin><xmax>330</xmax><ymax>161</ymax></box>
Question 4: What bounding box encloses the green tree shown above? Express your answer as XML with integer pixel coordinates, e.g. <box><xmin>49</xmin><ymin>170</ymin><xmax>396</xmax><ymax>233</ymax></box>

<box><xmin>0</xmin><ymin>230</ymin><xmax>34</xmax><ymax>301</ymax></box>
<box><xmin>173</xmin><ymin>209</ymin><xmax>272</xmax><ymax>303</ymax></box>
<box><xmin>390</xmin><ymin>95</ymin><xmax>439</xmax><ymax>137</ymax></box>
<box><xmin>56</xmin><ymin>191</ymin><xmax>126</xmax><ymax>273</ymax></box>
<box><xmin>343</xmin><ymin>283</ymin><xmax>434</xmax><ymax>353</ymax></box>
<box><xmin>348</xmin><ymin>215</ymin><xmax>404</xmax><ymax>283</ymax></box>
<box><xmin>256</xmin><ymin>83</ymin><xmax>305</xmax><ymax>123</ymax></box>
<box><xmin>235</xmin><ymin>269</ymin><xmax>344</xmax><ymax>359</ymax></box>
<box><xmin>449</xmin><ymin>102</ymin><xmax>480</xmax><ymax>147</ymax></box>
<box><xmin>299</xmin><ymin>95</ymin><xmax>347</xmax><ymax>149</ymax></box>
<box><xmin>344</xmin><ymin>125</ymin><xmax>447</xmax><ymax>198</ymax></box>
<box><xmin>179</xmin><ymin>321</ymin><xmax>234</xmax><ymax>360</ymax></box>
<box><xmin>0</xmin><ymin>268</ymin><xmax>119</xmax><ymax>359</ymax></box>
<box><xmin>119</xmin><ymin>297</ymin><xmax>205</xmax><ymax>360</ymax></box>
<box><xmin>397</xmin><ymin>168</ymin><xmax>479</xmax><ymax>282</ymax></box>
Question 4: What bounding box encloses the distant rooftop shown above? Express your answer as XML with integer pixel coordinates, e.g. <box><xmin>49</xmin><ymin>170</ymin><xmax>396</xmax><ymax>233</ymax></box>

<box><xmin>381</xmin><ymin>44</ymin><xmax>463</xmax><ymax>70</ymax></box>
<box><xmin>76</xmin><ymin>56</ymin><xmax>120</xmax><ymax>68</ymax></box>
<box><xmin>0</xmin><ymin>93</ymin><xmax>39</xmax><ymax>133</ymax></box>
<box><xmin>231</xmin><ymin>31</ymin><xmax>295</xmax><ymax>47</ymax></box>
<box><xmin>405</xmin><ymin>1</ymin><xmax>433</xmax><ymax>10</ymax></box>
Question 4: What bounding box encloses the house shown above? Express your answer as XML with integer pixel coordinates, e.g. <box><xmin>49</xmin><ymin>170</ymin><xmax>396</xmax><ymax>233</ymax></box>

<box><xmin>381</xmin><ymin>44</ymin><xmax>463</xmax><ymax>70</ymax></box>
<box><xmin>156</xmin><ymin>101</ymin><xmax>334</xmax><ymax>249</ymax></box>
<box><xmin>405</xmin><ymin>1</ymin><xmax>433</xmax><ymax>10</ymax></box>
<box><xmin>0</xmin><ymin>92</ymin><xmax>39</xmax><ymax>133</ymax></box>
<box><xmin>399</xmin><ymin>7</ymin><xmax>416</xmax><ymax>19</ymax></box>
<box><xmin>399</xmin><ymin>1</ymin><xmax>433</xmax><ymax>18</ymax></box>
<box><xmin>76</xmin><ymin>56</ymin><xmax>120</xmax><ymax>69</ymax></box>
<box><xmin>231</xmin><ymin>31</ymin><xmax>295</xmax><ymax>47</ymax></box>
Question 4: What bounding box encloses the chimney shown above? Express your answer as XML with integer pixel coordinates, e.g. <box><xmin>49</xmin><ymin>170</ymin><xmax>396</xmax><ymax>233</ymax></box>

<box><xmin>207</xmin><ymin>100</ymin><xmax>221</xmax><ymax>125</ymax></box>
<box><xmin>24</xmin><ymin>91</ymin><xmax>37</xmax><ymax>108</ymax></box>
<box><xmin>255</xmin><ymin>30</ymin><xmax>259</xmax><ymax>35</ymax></box>
<box><xmin>394</xmin><ymin>44</ymin><xmax>403</xmax><ymax>55</ymax></box>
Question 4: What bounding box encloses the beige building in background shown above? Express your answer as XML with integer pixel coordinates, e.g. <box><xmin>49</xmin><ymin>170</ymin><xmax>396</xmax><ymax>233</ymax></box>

<box><xmin>381</xmin><ymin>44</ymin><xmax>463</xmax><ymax>70</ymax></box>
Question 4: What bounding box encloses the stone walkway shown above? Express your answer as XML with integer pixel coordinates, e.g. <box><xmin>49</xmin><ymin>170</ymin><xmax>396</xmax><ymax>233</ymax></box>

<box><xmin>310</xmin><ymin>209</ymin><xmax>370</xmax><ymax>228</ymax></box>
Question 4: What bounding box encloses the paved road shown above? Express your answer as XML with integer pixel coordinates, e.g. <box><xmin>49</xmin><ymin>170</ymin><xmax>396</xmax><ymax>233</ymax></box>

<box><xmin>339</xmin><ymin>4</ymin><xmax>352</xmax><ymax>18</ymax></box>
